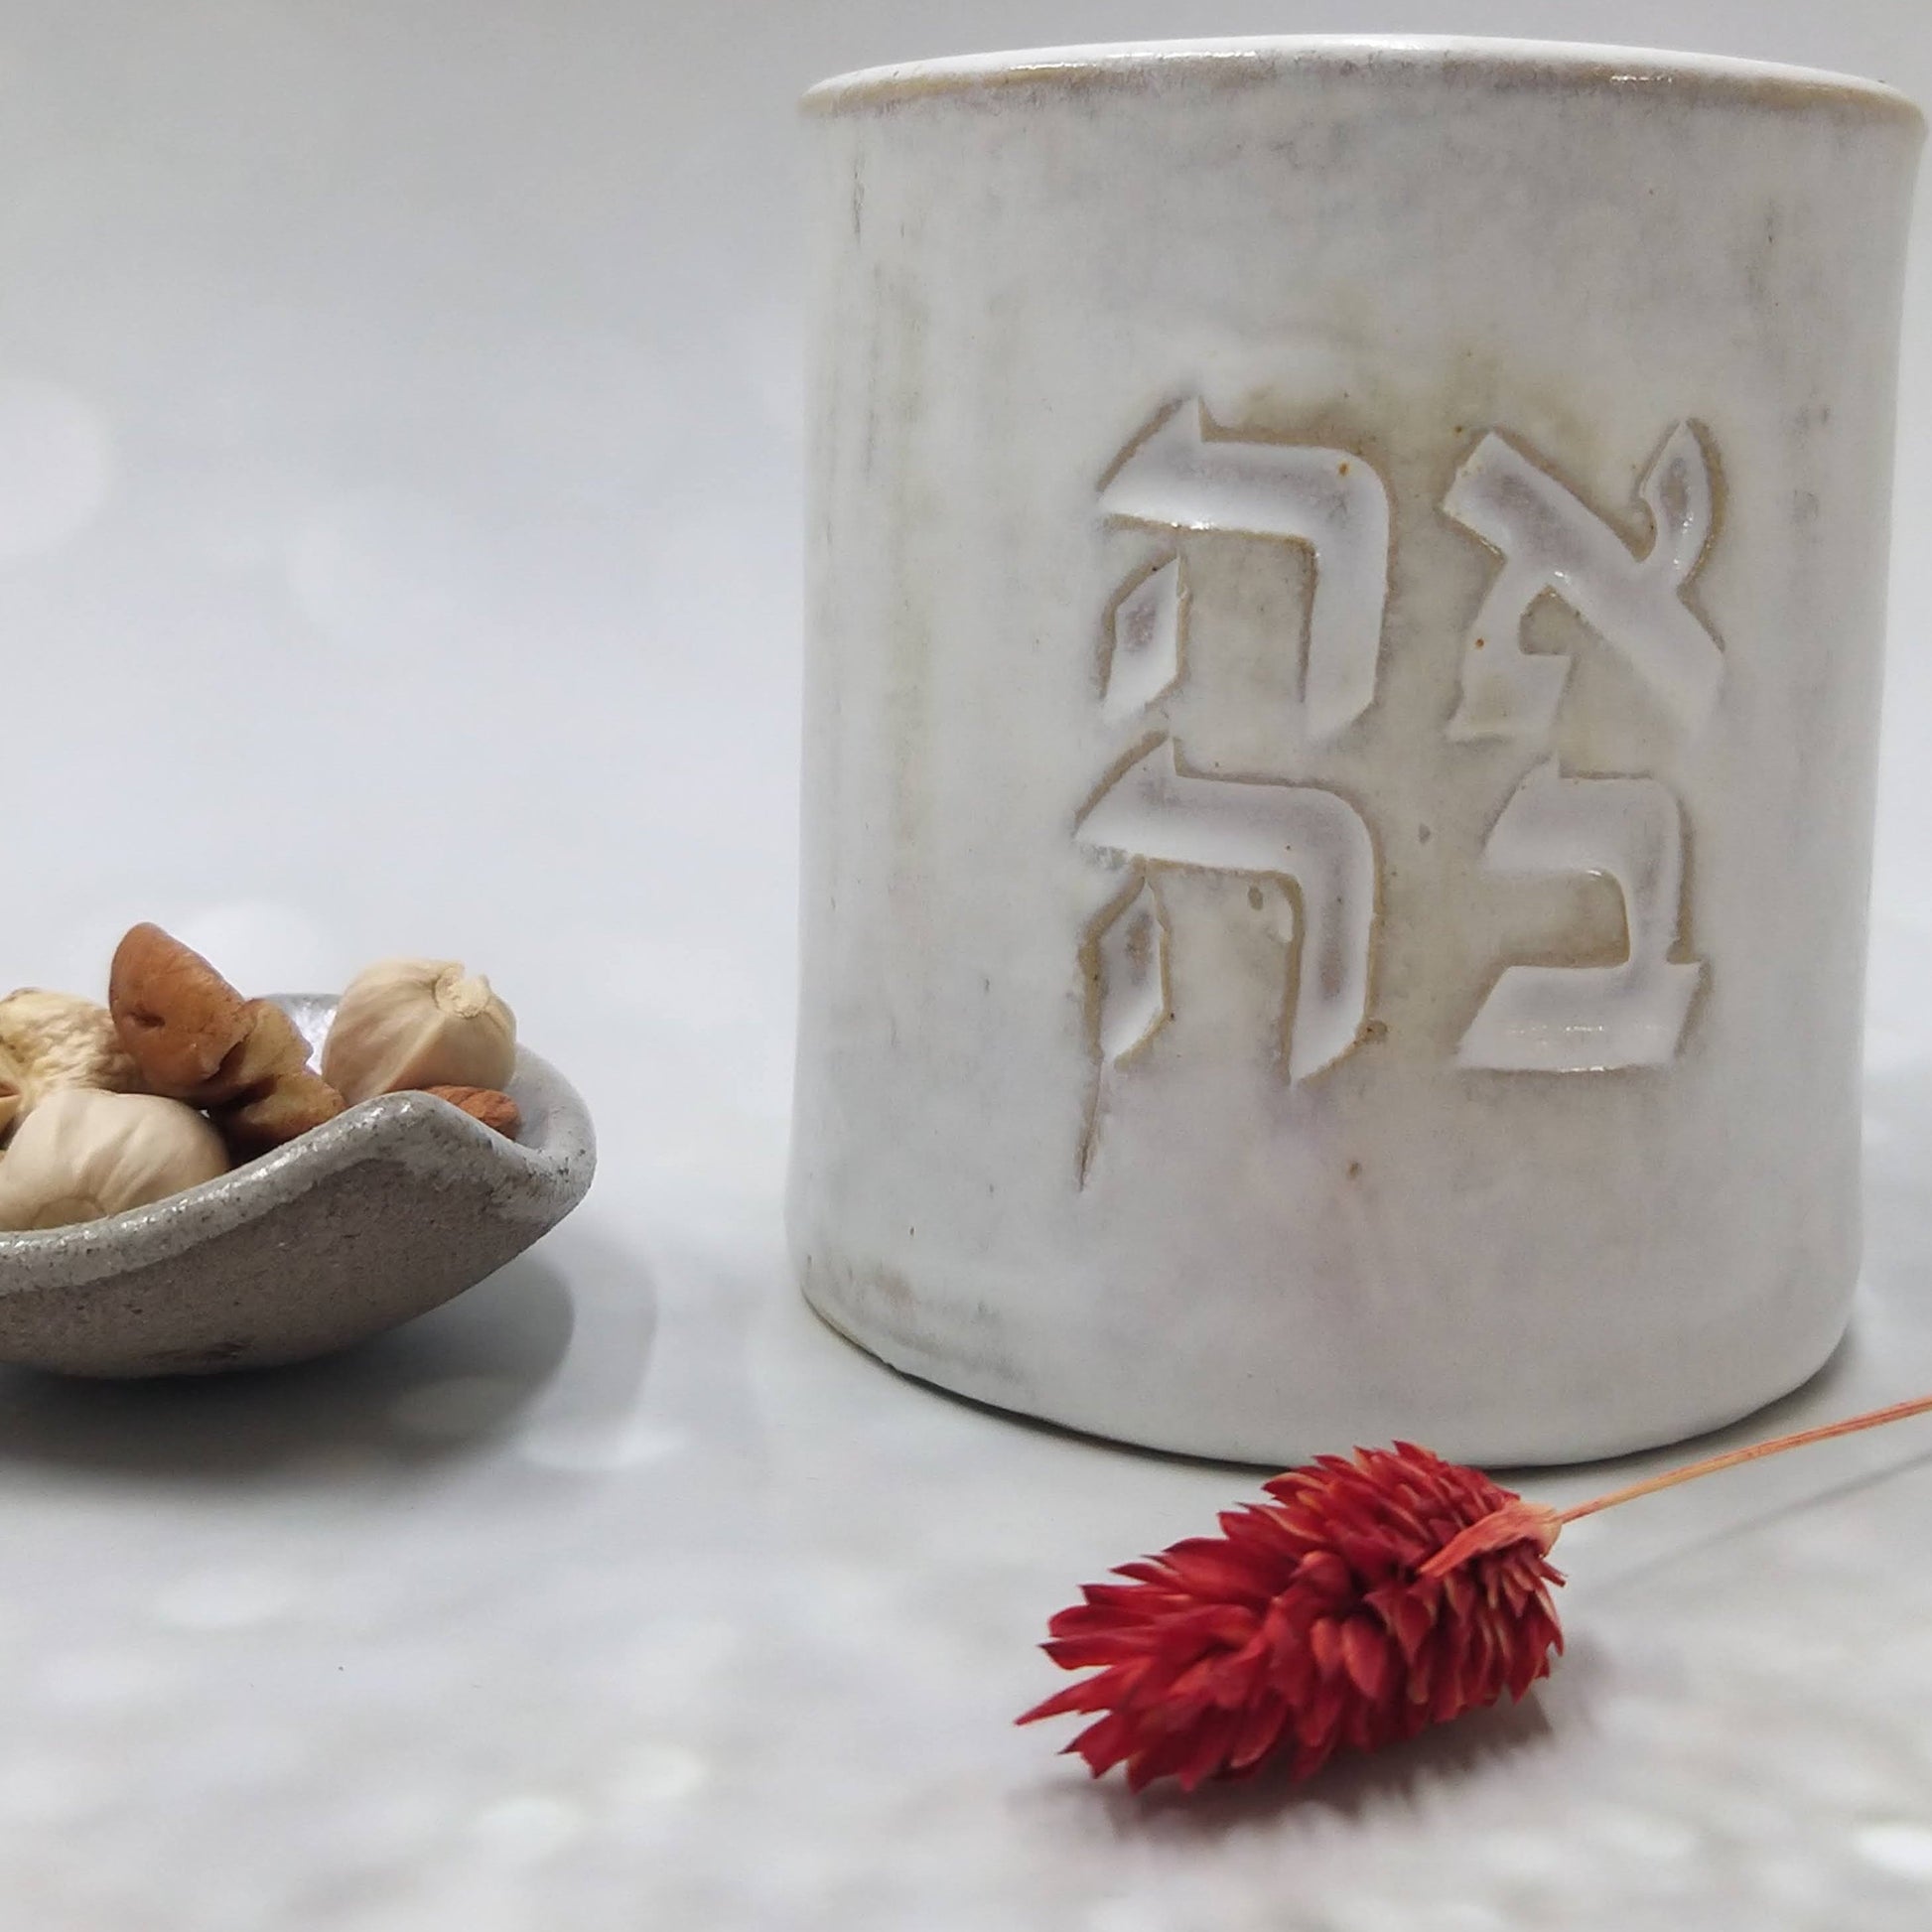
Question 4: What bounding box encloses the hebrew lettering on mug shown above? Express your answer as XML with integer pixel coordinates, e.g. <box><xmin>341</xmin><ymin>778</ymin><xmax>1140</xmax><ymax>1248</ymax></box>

<box><xmin>1101</xmin><ymin>399</ymin><xmax>1391</xmax><ymax>743</ymax></box>
<box><xmin>1077</xmin><ymin>736</ymin><xmax>1377</xmax><ymax>1083</ymax></box>
<box><xmin>1444</xmin><ymin>422</ymin><xmax>1723</xmax><ymax>743</ymax></box>
<box><xmin>1075</xmin><ymin>401</ymin><xmax>1723</xmax><ymax>1171</ymax></box>
<box><xmin>1077</xmin><ymin>399</ymin><xmax>1388</xmax><ymax>1175</ymax></box>
<box><xmin>1102</xmin><ymin>554</ymin><xmax>1187</xmax><ymax>722</ymax></box>
<box><xmin>1456</xmin><ymin>761</ymin><xmax>1703</xmax><ymax>1071</ymax></box>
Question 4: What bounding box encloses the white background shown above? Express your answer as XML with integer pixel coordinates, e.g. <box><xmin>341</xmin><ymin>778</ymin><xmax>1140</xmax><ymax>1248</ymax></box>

<box><xmin>0</xmin><ymin>4</ymin><xmax>1929</xmax><ymax>1928</ymax></box>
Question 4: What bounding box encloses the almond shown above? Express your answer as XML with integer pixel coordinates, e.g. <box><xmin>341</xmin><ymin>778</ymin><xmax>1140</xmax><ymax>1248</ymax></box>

<box><xmin>423</xmin><ymin>1085</ymin><xmax>520</xmax><ymax>1139</ymax></box>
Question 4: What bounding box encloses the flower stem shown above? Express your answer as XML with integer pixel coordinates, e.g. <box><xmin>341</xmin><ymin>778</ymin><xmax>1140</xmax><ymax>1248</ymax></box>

<box><xmin>1556</xmin><ymin>1391</ymin><xmax>1932</xmax><ymax>1525</ymax></box>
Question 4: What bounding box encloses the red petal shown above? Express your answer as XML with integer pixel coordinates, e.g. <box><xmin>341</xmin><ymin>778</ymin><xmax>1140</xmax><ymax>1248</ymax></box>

<box><xmin>1172</xmin><ymin>1709</ymin><xmax>1242</xmax><ymax>1791</ymax></box>
<box><xmin>1295</xmin><ymin>1680</ymin><xmax>1347</xmax><ymax>1750</ymax></box>
<box><xmin>1307</xmin><ymin>1615</ymin><xmax>1344</xmax><ymax>1681</ymax></box>
<box><xmin>1227</xmin><ymin>1691</ymin><xmax>1292</xmax><ymax>1772</ymax></box>
<box><xmin>1160</xmin><ymin>1537</ymin><xmax>1276</xmax><ymax>1601</ymax></box>
<box><xmin>1145</xmin><ymin>1602</ymin><xmax>1259</xmax><ymax>1652</ymax></box>
<box><xmin>1220</xmin><ymin>1506</ymin><xmax>1309</xmax><ymax>1565</ymax></box>
<box><xmin>1018</xmin><ymin>1678</ymin><xmax>1115</xmax><ymax>1725</ymax></box>
<box><xmin>1031</xmin><ymin>1654</ymin><xmax>1152</xmax><ymax>1712</ymax></box>
<box><xmin>1295</xmin><ymin>1550</ymin><xmax>1352</xmax><ymax>1599</ymax></box>
<box><xmin>1330</xmin><ymin>1525</ymin><xmax>1405</xmax><ymax>1580</ymax></box>
<box><xmin>1079</xmin><ymin>1582</ymin><xmax>1156</xmax><ymax>1613</ymax></box>
<box><xmin>1160</xmin><ymin>1655</ymin><xmax>1244</xmax><ymax>1725</ymax></box>
<box><xmin>1047</xmin><ymin>1601</ymin><xmax>1147</xmax><ymax>1640</ymax></box>
<box><xmin>1340</xmin><ymin>1616</ymin><xmax>1391</xmax><ymax>1702</ymax></box>
<box><xmin>1042</xmin><ymin>1632</ymin><xmax>1155</xmax><ymax>1669</ymax></box>
<box><xmin>1068</xmin><ymin>1712</ymin><xmax>1136</xmax><ymax>1777</ymax></box>
<box><xmin>1268</xmin><ymin>1503</ymin><xmax>1330</xmax><ymax>1544</ymax></box>
<box><xmin>1125</xmin><ymin>1725</ymin><xmax>1199</xmax><ymax>1792</ymax></box>
<box><xmin>1405</xmin><ymin>1640</ymin><xmax>1435</xmax><ymax>1706</ymax></box>
<box><xmin>1367</xmin><ymin>1584</ymin><xmax>1436</xmax><ymax>1664</ymax></box>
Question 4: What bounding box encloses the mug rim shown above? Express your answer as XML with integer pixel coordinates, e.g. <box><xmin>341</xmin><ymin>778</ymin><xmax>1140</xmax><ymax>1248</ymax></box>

<box><xmin>802</xmin><ymin>34</ymin><xmax>1924</xmax><ymax>128</ymax></box>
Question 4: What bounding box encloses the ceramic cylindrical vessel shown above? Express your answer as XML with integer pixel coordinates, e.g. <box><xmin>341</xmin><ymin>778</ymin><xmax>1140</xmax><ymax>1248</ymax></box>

<box><xmin>789</xmin><ymin>38</ymin><xmax>1924</xmax><ymax>1463</ymax></box>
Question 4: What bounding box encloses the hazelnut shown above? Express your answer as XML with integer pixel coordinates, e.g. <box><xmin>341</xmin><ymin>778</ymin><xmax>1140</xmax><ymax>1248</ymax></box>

<box><xmin>322</xmin><ymin>959</ymin><xmax>515</xmax><ymax>1104</ymax></box>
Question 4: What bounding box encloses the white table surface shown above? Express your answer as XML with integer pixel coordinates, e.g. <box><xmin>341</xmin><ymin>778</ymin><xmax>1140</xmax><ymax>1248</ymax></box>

<box><xmin>9</xmin><ymin>990</ymin><xmax>1932</xmax><ymax>1932</ymax></box>
<box><xmin>3</xmin><ymin>3</ymin><xmax>1931</xmax><ymax>1926</ymax></box>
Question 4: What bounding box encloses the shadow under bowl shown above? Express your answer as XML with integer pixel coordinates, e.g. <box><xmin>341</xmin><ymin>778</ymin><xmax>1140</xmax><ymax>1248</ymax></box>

<box><xmin>0</xmin><ymin>995</ymin><xmax>597</xmax><ymax>1377</ymax></box>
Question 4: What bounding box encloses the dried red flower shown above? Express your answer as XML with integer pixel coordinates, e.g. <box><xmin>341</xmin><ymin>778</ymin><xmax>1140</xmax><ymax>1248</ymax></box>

<box><xmin>1018</xmin><ymin>1442</ymin><xmax>1564</xmax><ymax>1791</ymax></box>
<box><xmin>1023</xmin><ymin>1394</ymin><xmax>1932</xmax><ymax>1791</ymax></box>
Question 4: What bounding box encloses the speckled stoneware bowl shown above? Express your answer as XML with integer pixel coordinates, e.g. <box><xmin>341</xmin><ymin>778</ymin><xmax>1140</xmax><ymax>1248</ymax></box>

<box><xmin>0</xmin><ymin>995</ymin><xmax>595</xmax><ymax>1377</ymax></box>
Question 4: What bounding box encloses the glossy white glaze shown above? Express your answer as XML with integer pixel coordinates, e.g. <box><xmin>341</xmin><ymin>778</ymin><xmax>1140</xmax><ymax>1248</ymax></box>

<box><xmin>791</xmin><ymin>38</ymin><xmax>1925</xmax><ymax>1462</ymax></box>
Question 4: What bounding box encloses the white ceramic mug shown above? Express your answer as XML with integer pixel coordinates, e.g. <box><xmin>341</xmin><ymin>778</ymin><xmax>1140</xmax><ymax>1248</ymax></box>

<box><xmin>789</xmin><ymin>38</ymin><xmax>1925</xmax><ymax>1463</ymax></box>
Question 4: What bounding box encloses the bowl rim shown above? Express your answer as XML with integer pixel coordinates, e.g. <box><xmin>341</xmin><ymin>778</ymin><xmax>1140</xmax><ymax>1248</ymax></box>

<box><xmin>0</xmin><ymin>998</ymin><xmax>595</xmax><ymax>1292</ymax></box>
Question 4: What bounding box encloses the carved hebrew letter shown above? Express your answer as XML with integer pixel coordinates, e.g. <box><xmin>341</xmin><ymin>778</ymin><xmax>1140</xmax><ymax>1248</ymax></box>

<box><xmin>1076</xmin><ymin>870</ymin><xmax>1173</xmax><ymax>1179</ymax></box>
<box><xmin>1445</xmin><ymin>424</ymin><xmax>1722</xmax><ymax>743</ymax></box>
<box><xmin>1078</xmin><ymin>739</ymin><xmax>1375</xmax><ymax>1081</ymax></box>
<box><xmin>1457</xmin><ymin>761</ymin><xmax>1702</xmax><ymax>1071</ymax></box>
<box><xmin>1101</xmin><ymin>400</ymin><xmax>1390</xmax><ymax>743</ymax></box>
<box><xmin>1103</xmin><ymin>555</ymin><xmax>1186</xmax><ymax>721</ymax></box>
<box><xmin>1087</xmin><ymin>869</ymin><xmax>1172</xmax><ymax>1066</ymax></box>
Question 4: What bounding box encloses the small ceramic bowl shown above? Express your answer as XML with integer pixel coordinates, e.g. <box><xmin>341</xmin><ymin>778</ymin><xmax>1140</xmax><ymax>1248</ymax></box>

<box><xmin>0</xmin><ymin>996</ymin><xmax>595</xmax><ymax>1377</ymax></box>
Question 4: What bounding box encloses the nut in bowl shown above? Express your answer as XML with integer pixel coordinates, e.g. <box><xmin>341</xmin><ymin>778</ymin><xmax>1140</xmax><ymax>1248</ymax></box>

<box><xmin>0</xmin><ymin>931</ymin><xmax>595</xmax><ymax>1378</ymax></box>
